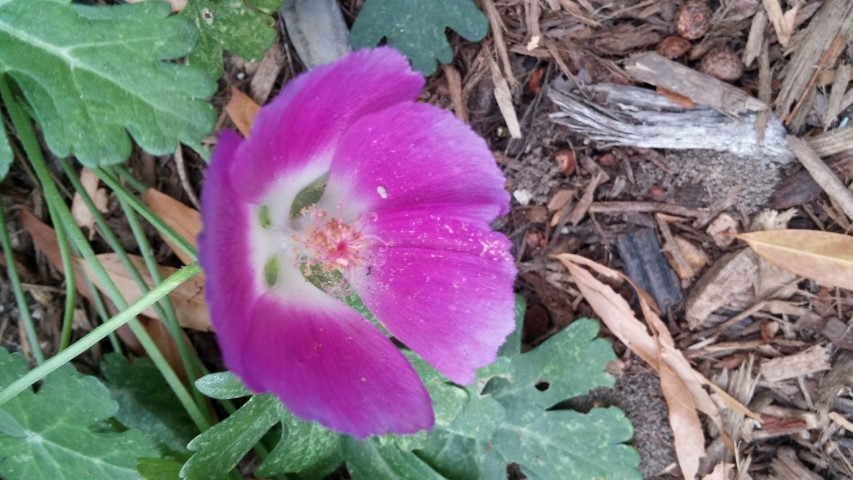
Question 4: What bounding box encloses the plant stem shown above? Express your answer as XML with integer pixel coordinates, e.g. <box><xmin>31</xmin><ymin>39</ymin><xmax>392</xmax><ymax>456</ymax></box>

<box><xmin>0</xmin><ymin>263</ymin><xmax>201</xmax><ymax>407</ymax></box>
<box><xmin>46</xmin><ymin>200</ymin><xmax>77</xmax><ymax>352</ymax></box>
<box><xmin>97</xmin><ymin>167</ymin><xmax>197</xmax><ymax>261</ymax></box>
<box><xmin>0</xmin><ymin>201</ymin><xmax>44</xmax><ymax>364</ymax></box>
<box><xmin>0</xmin><ymin>77</ymin><xmax>209</xmax><ymax>431</ymax></box>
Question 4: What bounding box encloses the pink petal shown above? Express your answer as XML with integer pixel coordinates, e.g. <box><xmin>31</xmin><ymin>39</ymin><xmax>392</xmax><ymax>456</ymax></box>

<box><xmin>238</xmin><ymin>294</ymin><xmax>434</xmax><ymax>438</ymax></box>
<box><xmin>231</xmin><ymin>48</ymin><xmax>424</xmax><ymax>203</ymax></box>
<box><xmin>353</xmin><ymin>213</ymin><xmax>517</xmax><ymax>385</ymax></box>
<box><xmin>198</xmin><ymin>130</ymin><xmax>256</xmax><ymax>372</ymax></box>
<box><xmin>322</xmin><ymin>102</ymin><xmax>510</xmax><ymax>224</ymax></box>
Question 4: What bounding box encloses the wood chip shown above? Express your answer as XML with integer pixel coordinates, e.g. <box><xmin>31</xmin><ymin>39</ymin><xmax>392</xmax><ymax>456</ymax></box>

<box><xmin>567</xmin><ymin>169</ymin><xmax>606</xmax><ymax>225</ymax></box>
<box><xmin>808</xmin><ymin>126</ymin><xmax>853</xmax><ymax>157</ymax></box>
<box><xmin>742</xmin><ymin>10</ymin><xmax>767</xmax><ymax>67</ymax></box>
<box><xmin>249</xmin><ymin>41</ymin><xmax>285</xmax><ymax>105</ymax></box>
<box><xmin>776</xmin><ymin>0</ymin><xmax>853</xmax><ymax>130</ymax></box>
<box><xmin>685</xmin><ymin>249</ymin><xmax>759</xmax><ymax>330</ymax></box>
<box><xmin>762</xmin><ymin>0</ymin><xmax>792</xmax><ymax>47</ymax></box>
<box><xmin>787</xmin><ymin>135</ymin><xmax>853</xmax><ymax>220</ymax></box>
<box><xmin>823</xmin><ymin>64</ymin><xmax>853</xmax><ymax>128</ymax></box>
<box><xmin>548</xmin><ymin>83</ymin><xmax>791</xmax><ymax>160</ymax></box>
<box><xmin>770</xmin><ymin>447</ymin><xmax>823</xmax><ymax>480</ymax></box>
<box><xmin>442</xmin><ymin>64</ymin><xmax>468</xmax><ymax>124</ymax></box>
<box><xmin>489</xmin><ymin>56</ymin><xmax>522</xmax><ymax>139</ymax></box>
<box><xmin>760</xmin><ymin>345</ymin><xmax>831</xmax><ymax>383</ymax></box>
<box><xmin>482</xmin><ymin>0</ymin><xmax>516</xmax><ymax>87</ymax></box>
<box><xmin>624</xmin><ymin>52</ymin><xmax>768</xmax><ymax>116</ymax></box>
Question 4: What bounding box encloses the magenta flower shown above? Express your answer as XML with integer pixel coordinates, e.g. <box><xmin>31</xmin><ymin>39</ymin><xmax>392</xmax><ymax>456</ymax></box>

<box><xmin>198</xmin><ymin>48</ymin><xmax>516</xmax><ymax>438</ymax></box>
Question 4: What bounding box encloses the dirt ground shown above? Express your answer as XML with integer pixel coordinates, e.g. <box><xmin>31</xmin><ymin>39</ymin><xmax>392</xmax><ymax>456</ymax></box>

<box><xmin>2</xmin><ymin>0</ymin><xmax>853</xmax><ymax>479</ymax></box>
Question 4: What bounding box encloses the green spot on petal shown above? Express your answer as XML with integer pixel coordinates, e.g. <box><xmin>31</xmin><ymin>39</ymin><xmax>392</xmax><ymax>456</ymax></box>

<box><xmin>264</xmin><ymin>257</ymin><xmax>279</xmax><ymax>288</ymax></box>
<box><xmin>290</xmin><ymin>174</ymin><xmax>328</xmax><ymax>219</ymax></box>
<box><xmin>259</xmin><ymin>205</ymin><xmax>272</xmax><ymax>229</ymax></box>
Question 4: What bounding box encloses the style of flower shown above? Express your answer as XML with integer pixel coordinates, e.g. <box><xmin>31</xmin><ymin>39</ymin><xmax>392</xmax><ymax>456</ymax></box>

<box><xmin>199</xmin><ymin>47</ymin><xmax>516</xmax><ymax>438</ymax></box>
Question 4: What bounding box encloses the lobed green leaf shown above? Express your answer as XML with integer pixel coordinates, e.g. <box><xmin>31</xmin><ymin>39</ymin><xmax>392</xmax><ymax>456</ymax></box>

<box><xmin>0</xmin><ymin>0</ymin><xmax>216</xmax><ymax>168</ymax></box>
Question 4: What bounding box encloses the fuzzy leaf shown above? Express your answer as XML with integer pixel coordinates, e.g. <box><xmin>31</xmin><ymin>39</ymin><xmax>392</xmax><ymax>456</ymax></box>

<box><xmin>194</xmin><ymin>371</ymin><xmax>252</xmax><ymax>399</ymax></box>
<box><xmin>0</xmin><ymin>0</ymin><xmax>216</xmax><ymax>168</ymax></box>
<box><xmin>101</xmin><ymin>354</ymin><xmax>197</xmax><ymax>453</ymax></box>
<box><xmin>180</xmin><ymin>0</ymin><xmax>282</xmax><ymax>80</ymax></box>
<box><xmin>181</xmin><ymin>394</ymin><xmax>283</xmax><ymax>479</ymax></box>
<box><xmin>0</xmin><ymin>122</ymin><xmax>11</xmax><ymax>180</ymax></box>
<box><xmin>0</xmin><ymin>348</ymin><xmax>160</xmax><ymax>480</ymax></box>
<box><xmin>422</xmin><ymin>319</ymin><xmax>641</xmax><ymax>479</ymax></box>
<box><xmin>350</xmin><ymin>0</ymin><xmax>488</xmax><ymax>74</ymax></box>
<box><xmin>344</xmin><ymin>437</ymin><xmax>446</xmax><ymax>480</ymax></box>
<box><xmin>256</xmin><ymin>412</ymin><xmax>341</xmax><ymax>476</ymax></box>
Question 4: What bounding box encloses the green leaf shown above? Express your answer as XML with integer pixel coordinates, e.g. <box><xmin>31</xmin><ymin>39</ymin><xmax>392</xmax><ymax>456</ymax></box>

<box><xmin>0</xmin><ymin>0</ymin><xmax>216</xmax><ymax>168</ymax></box>
<box><xmin>138</xmin><ymin>457</ymin><xmax>184</xmax><ymax>480</ymax></box>
<box><xmin>181</xmin><ymin>394</ymin><xmax>283</xmax><ymax>479</ymax></box>
<box><xmin>344</xmin><ymin>437</ymin><xmax>446</xmax><ymax>480</ymax></box>
<box><xmin>180</xmin><ymin>0</ymin><xmax>282</xmax><ymax>80</ymax></box>
<box><xmin>0</xmin><ymin>348</ymin><xmax>160</xmax><ymax>480</ymax></box>
<box><xmin>194</xmin><ymin>371</ymin><xmax>251</xmax><ymax>400</ymax></box>
<box><xmin>449</xmin><ymin>320</ymin><xmax>640</xmax><ymax>479</ymax></box>
<box><xmin>350</xmin><ymin>0</ymin><xmax>489</xmax><ymax>74</ymax></box>
<box><xmin>497</xmin><ymin>294</ymin><xmax>526</xmax><ymax>358</ymax></box>
<box><xmin>490</xmin><ymin>408</ymin><xmax>640</xmax><ymax>480</ymax></box>
<box><xmin>101</xmin><ymin>354</ymin><xmax>197</xmax><ymax>453</ymax></box>
<box><xmin>256</xmin><ymin>412</ymin><xmax>341</xmax><ymax>476</ymax></box>
<box><xmin>415</xmin><ymin>431</ymin><xmax>479</xmax><ymax>479</ymax></box>
<box><xmin>0</xmin><ymin>120</ymin><xmax>11</xmax><ymax>181</ymax></box>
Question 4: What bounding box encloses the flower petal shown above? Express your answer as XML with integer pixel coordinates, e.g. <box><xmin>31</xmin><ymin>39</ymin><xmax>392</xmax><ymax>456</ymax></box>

<box><xmin>198</xmin><ymin>130</ymin><xmax>255</xmax><ymax>371</ymax></box>
<box><xmin>231</xmin><ymin>47</ymin><xmax>425</xmax><ymax>202</ymax></box>
<box><xmin>322</xmin><ymin>102</ymin><xmax>510</xmax><ymax>224</ymax></box>
<box><xmin>353</xmin><ymin>213</ymin><xmax>517</xmax><ymax>385</ymax></box>
<box><xmin>238</xmin><ymin>293</ymin><xmax>434</xmax><ymax>438</ymax></box>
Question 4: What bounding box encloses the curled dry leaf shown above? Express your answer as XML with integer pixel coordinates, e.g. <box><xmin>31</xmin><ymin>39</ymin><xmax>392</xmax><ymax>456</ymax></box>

<box><xmin>556</xmin><ymin>253</ymin><xmax>759</xmax><ymax>480</ymax></box>
<box><xmin>735</xmin><ymin>229</ymin><xmax>853</xmax><ymax>291</ymax></box>
<box><xmin>80</xmin><ymin>254</ymin><xmax>211</xmax><ymax>332</ymax></box>
<box><xmin>142</xmin><ymin>188</ymin><xmax>202</xmax><ymax>265</ymax></box>
<box><xmin>70</xmin><ymin>167</ymin><xmax>108</xmax><ymax>238</ymax></box>
<box><xmin>224</xmin><ymin>86</ymin><xmax>261</xmax><ymax>137</ymax></box>
<box><xmin>125</xmin><ymin>0</ymin><xmax>187</xmax><ymax>13</ymax></box>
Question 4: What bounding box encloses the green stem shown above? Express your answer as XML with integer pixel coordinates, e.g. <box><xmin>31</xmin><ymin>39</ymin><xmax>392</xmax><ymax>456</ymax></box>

<box><xmin>97</xmin><ymin>167</ymin><xmax>197</xmax><ymax>261</ymax></box>
<box><xmin>0</xmin><ymin>202</ymin><xmax>44</xmax><ymax>364</ymax></box>
<box><xmin>0</xmin><ymin>263</ymin><xmax>201</xmax><ymax>407</ymax></box>
<box><xmin>112</xmin><ymin>165</ymin><xmax>148</xmax><ymax>193</ymax></box>
<box><xmin>0</xmin><ymin>77</ymin><xmax>209</xmax><ymax>431</ymax></box>
<box><xmin>47</xmin><ymin>200</ymin><xmax>77</xmax><ymax>352</ymax></box>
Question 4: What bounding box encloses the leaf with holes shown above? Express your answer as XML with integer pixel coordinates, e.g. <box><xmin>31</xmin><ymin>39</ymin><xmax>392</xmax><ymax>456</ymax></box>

<box><xmin>0</xmin><ymin>348</ymin><xmax>160</xmax><ymax>480</ymax></box>
<box><xmin>180</xmin><ymin>0</ymin><xmax>282</xmax><ymax>80</ymax></box>
<box><xmin>0</xmin><ymin>0</ymin><xmax>216</xmax><ymax>168</ymax></box>
<box><xmin>350</xmin><ymin>0</ymin><xmax>489</xmax><ymax>74</ymax></box>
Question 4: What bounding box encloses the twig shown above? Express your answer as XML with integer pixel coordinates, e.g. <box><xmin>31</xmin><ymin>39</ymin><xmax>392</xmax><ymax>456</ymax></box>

<box><xmin>174</xmin><ymin>145</ymin><xmax>200</xmax><ymax>210</ymax></box>
<box><xmin>786</xmin><ymin>135</ymin><xmax>853</xmax><ymax>220</ymax></box>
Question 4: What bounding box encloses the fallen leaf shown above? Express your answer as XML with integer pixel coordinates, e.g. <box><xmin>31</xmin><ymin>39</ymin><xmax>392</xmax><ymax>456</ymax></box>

<box><xmin>556</xmin><ymin>253</ymin><xmax>760</xmax><ymax>479</ymax></box>
<box><xmin>70</xmin><ymin>167</ymin><xmax>108</xmax><ymax>239</ymax></box>
<box><xmin>80</xmin><ymin>254</ymin><xmax>211</xmax><ymax>332</ymax></box>
<box><xmin>142</xmin><ymin>188</ymin><xmax>201</xmax><ymax>265</ymax></box>
<box><xmin>735</xmin><ymin>229</ymin><xmax>853</xmax><ymax>291</ymax></box>
<box><xmin>125</xmin><ymin>0</ymin><xmax>187</xmax><ymax>13</ymax></box>
<box><xmin>224</xmin><ymin>86</ymin><xmax>260</xmax><ymax>137</ymax></box>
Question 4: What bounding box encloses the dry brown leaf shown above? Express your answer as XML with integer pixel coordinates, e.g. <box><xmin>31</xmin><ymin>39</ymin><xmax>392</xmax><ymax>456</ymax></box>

<box><xmin>80</xmin><ymin>254</ymin><xmax>211</xmax><ymax>331</ymax></box>
<box><xmin>142</xmin><ymin>188</ymin><xmax>201</xmax><ymax>265</ymax></box>
<box><xmin>224</xmin><ymin>86</ymin><xmax>260</xmax><ymax>137</ymax></box>
<box><xmin>556</xmin><ymin>254</ymin><xmax>761</xmax><ymax>479</ymax></box>
<box><xmin>70</xmin><ymin>167</ymin><xmax>108</xmax><ymax>238</ymax></box>
<box><xmin>735</xmin><ymin>229</ymin><xmax>853</xmax><ymax>290</ymax></box>
<box><xmin>125</xmin><ymin>0</ymin><xmax>186</xmax><ymax>12</ymax></box>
